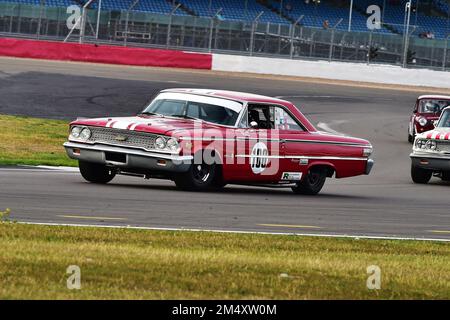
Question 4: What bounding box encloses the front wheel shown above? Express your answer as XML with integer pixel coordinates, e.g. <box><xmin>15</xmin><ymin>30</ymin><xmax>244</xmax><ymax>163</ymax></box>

<box><xmin>79</xmin><ymin>161</ymin><xmax>116</xmax><ymax>184</ymax></box>
<box><xmin>441</xmin><ymin>171</ymin><xmax>450</xmax><ymax>181</ymax></box>
<box><xmin>408</xmin><ymin>124</ymin><xmax>415</xmax><ymax>143</ymax></box>
<box><xmin>291</xmin><ymin>167</ymin><xmax>327</xmax><ymax>195</ymax></box>
<box><xmin>411</xmin><ymin>165</ymin><xmax>432</xmax><ymax>184</ymax></box>
<box><xmin>174</xmin><ymin>162</ymin><xmax>220</xmax><ymax>191</ymax></box>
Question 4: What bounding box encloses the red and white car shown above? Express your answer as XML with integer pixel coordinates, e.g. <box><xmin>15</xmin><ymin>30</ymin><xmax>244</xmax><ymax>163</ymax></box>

<box><xmin>408</xmin><ymin>95</ymin><xmax>450</xmax><ymax>143</ymax></box>
<box><xmin>64</xmin><ymin>89</ymin><xmax>374</xmax><ymax>195</ymax></box>
<box><xmin>410</xmin><ymin>106</ymin><xmax>450</xmax><ymax>184</ymax></box>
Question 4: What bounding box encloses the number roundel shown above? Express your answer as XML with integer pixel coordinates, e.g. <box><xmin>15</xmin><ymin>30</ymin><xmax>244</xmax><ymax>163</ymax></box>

<box><xmin>250</xmin><ymin>142</ymin><xmax>269</xmax><ymax>174</ymax></box>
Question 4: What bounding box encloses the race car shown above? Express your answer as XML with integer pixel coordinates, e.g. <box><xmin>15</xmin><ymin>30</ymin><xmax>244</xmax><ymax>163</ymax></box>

<box><xmin>410</xmin><ymin>106</ymin><xmax>450</xmax><ymax>184</ymax></box>
<box><xmin>408</xmin><ymin>95</ymin><xmax>450</xmax><ymax>143</ymax></box>
<box><xmin>64</xmin><ymin>89</ymin><xmax>374</xmax><ymax>195</ymax></box>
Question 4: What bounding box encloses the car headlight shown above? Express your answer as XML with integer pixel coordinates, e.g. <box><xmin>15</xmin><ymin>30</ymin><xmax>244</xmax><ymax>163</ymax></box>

<box><xmin>155</xmin><ymin>136</ymin><xmax>166</xmax><ymax>149</ymax></box>
<box><xmin>71</xmin><ymin>126</ymin><xmax>82</xmax><ymax>138</ymax></box>
<box><xmin>426</xmin><ymin>140</ymin><xmax>437</xmax><ymax>150</ymax></box>
<box><xmin>418</xmin><ymin>117</ymin><xmax>428</xmax><ymax>127</ymax></box>
<box><xmin>79</xmin><ymin>127</ymin><xmax>91</xmax><ymax>140</ymax></box>
<box><xmin>166</xmin><ymin>138</ymin><xmax>179</xmax><ymax>152</ymax></box>
<box><xmin>415</xmin><ymin>139</ymin><xmax>427</xmax><ymax>149</ymax></box>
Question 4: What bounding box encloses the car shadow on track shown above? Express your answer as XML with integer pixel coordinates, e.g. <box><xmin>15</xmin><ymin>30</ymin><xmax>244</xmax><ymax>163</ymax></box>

<box><xmin>82</xmin><ymin>181</ymin><xmax>375</xmax><ymax>201</ymax></box>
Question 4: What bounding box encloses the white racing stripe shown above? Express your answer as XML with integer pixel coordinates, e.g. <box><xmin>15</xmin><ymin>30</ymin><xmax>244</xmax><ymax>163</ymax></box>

<box><xmin>17</xmin><ymin>221</ymin><xmax>450</xmax><ymax>242</ymax></box>
<box><xmin>111</xmin><ymin>120</ymin><xmax>132</xmax><ymax>130</ymax></box>
<box><xmin>105</xmin><ymin>119</ymin><xmax>115</xmax><ymax>128</ymax></box>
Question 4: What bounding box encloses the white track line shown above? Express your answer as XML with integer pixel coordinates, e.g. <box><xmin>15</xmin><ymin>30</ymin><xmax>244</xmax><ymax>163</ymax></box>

<box><xmin>17</xmin><ymin>221</ymin><xmax>450</xmax><ymax>242</ymax></box>
<box><xmin>0</xmin><ymin>166</ymin><xmax>78</xmax><ymax>172</ymax></box>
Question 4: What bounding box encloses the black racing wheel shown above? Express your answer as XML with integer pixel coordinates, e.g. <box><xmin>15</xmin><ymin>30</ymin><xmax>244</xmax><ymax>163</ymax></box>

<box><xmin>292</xmin><ymin>167</ymin><xmax>327</xmax><ymax>195</ymax></box>
<box><xmin>79</xmin><ymin>161</ymin><xmax>116</xmax><ymax>184</ymax></box>
<box><xmin>411</xmin><ymin>165</ymin><xmax>432</xmax><ymax>184</ymax></box>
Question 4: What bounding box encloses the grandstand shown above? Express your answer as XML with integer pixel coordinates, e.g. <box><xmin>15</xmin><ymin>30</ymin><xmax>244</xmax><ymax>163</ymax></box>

<box><xmin>0</xmin><ymin>0</ymin><xmax>449</xmax><ymax>38</ymax></box>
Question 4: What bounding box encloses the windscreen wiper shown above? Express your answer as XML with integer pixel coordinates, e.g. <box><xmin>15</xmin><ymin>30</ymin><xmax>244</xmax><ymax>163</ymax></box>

<box><xmin>169</xmin><ymin>114</ymin><xmax>198</xmax><ymax>120</ymax></box>
<box><xmin>138</xmin><ymin>111</ymin><xmax>162</xmax><ymax>116</ymax></box>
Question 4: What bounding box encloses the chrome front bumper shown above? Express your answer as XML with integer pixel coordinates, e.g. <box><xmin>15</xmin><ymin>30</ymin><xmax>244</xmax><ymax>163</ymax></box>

<box><xmin>410</xmin><ymin>152</ymin><xmax>450</xmax><ymax>171</ymax></box>
<box><xmin>64</xmin><ymin>142</ymin><xmax>192</xmax><ymax>172</ymax></box>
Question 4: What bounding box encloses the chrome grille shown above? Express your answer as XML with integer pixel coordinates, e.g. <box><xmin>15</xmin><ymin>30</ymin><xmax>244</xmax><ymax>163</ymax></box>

<box><xmin>436</xmin><ymin>141</ymin><xmax>450</xmax><ymax>153</ymax></box>
<box><xmin>87</xmin><ymin>126</ymin><xmax>157</xmax><ymax>150</ymax></box>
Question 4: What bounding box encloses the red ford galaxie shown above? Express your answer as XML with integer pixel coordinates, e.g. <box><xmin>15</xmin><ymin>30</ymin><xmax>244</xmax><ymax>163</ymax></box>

<box><xmin>64</xmin><ymin>89</ymin><xmax>374</xmax><ymax>195</ymax></box>
<box><xmin>408</xmin><ymin>95</ymin><xmax>450</xmax><ymax>143</ymax></box>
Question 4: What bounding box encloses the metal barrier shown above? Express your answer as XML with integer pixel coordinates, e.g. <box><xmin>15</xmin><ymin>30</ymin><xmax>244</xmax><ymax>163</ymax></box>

<box><xmin>0</xmin><ymin>1</ymin><xmax>448</xmax><ymax>71</ymax></box>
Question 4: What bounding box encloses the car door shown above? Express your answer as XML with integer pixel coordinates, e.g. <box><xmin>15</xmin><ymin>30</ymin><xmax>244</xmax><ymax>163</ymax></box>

<box><xmin>272</xmin><ymin>106</ymin><xmax>310</xmax><ymax>182</ymax></box>
<box><xmin>230</xmin><ymin>105</ymin><xmax>282</xmax><ymax>183</ymax></box>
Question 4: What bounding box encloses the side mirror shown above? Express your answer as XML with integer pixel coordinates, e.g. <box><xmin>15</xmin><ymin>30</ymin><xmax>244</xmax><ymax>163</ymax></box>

<box><xmin>433</xmin><ymin>120</ymin><xmax>439</xmax><ymax>127</ymax></box>
<box><xmin>250</xmin><ymin>121</ymin><xmax>258</xmax><ymax>129</ymax></box>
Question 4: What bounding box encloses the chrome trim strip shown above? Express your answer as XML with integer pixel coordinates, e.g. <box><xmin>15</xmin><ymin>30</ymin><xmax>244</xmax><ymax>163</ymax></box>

<box><xmin>284</xmin><ymin>139</ymin><xmax>369</xmax><ymax>147</ymax></box>
<box><xmin>180</xmin><ymin>136</ymin><xmax>369</xmax><ymax>148</ymax></box>
<box><xmin>63</xmin><ymin>142</ymin><xmax>193</xmax><ymax>161</ymax></box>
<box><xmin>235</xmin><ymin>155</ymin><xmax>368</xmax><ymax>161</ymax></box>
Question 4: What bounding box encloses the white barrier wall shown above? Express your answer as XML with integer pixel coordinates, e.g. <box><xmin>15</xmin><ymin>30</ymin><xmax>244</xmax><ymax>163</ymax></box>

<box><xmin>212</xmin><ymin>54</ymin><xmax>450</xmax><ymax>89</ymax></box>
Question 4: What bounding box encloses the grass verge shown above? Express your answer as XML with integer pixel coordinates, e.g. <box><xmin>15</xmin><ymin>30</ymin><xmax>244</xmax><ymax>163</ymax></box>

<box><xmin>0</xmin><ymin>114</ymin><xmax>76</xmax><ymax>166</ymax></box>
<box><xmin>0</xmin><ymin>223</ymin><xmax>448</xmax><ymax>299</ymax></box>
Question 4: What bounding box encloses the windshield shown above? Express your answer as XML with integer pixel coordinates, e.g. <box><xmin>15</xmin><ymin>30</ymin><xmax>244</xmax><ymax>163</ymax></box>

<box><xmin>142</xmin><ymin>92</ymin><xmax>242</xmax><ymax>126</ymax></box>
<box><xmin>418</xmin><ymin>99</ymin><xmax>450</xmax><ymax>114</ymax></box>
<box><xmin>437</xmin><ymin>110</ymin><xmax>450</xmax><ymax>128</ymax></box>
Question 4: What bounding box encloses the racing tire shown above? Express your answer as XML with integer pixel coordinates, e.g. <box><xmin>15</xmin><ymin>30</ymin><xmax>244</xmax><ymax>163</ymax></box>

<box><xmin>291</xmin><ymin>167</ymin><xmax>327</xmax><ymax>195</ymax></box>
<box><xmin>408</xmin><ymin>126</ymin><xmax>415</xmax><ymax>144</ymax></box>
<box><xmin>411</xmin><ymin>165</ymin><xmax>432</xmax><ymax>184</ymax></box>
<box><xmin>79</xmin><ymin>161</ymin><xmax>116</xmax><ymax>184</ymax></box>
<box><xmin>174</xmin><ymin>162</ymin><xmax>220</xmax><ymax>191</ymax></box>
<box><xmin>441</xmin><ymin>171</ymin><xmax>450</xmax><ymax>181</ymax></box>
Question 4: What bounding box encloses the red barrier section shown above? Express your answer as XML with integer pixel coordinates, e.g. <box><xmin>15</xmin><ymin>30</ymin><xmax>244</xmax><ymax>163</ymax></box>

<box><xmin>0</xmin><ymin>38</ymin><xmax>212</xmax><ymax>70</ymax></box>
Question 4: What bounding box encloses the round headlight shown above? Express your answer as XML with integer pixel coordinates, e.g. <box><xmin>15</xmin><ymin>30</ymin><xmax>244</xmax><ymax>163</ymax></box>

<box><xmin>71</xmin><ymin>126</ymin><xmax>81</xmax><ymax>138</ymax></box>
<box><xmin>418</xmin><ymin>117</ymin><xmax>428</xmax><ymax>127</ymax></box>
<box><xmin>155</xmin><ymin>136</ymin><xmax>166</xmax><ymax>149</ymax></box>
<box><xmin>79</xmin><ymin>127</ymin><xmax>91</xmax><ymax>140</ymax></box>
<box><xmin>415</xmin><ymin>139</ymin><xmax>426</xmax><ymax>149</ymax></box>
<box><xmin>426</xmin><ymin>140</ymin><xmax>437</xmax><ymax>150</ymax></box>
<box><xmin>166</xmin><ymin>138</ymin><xmax>179</xmax><ymax>152</ymax></box>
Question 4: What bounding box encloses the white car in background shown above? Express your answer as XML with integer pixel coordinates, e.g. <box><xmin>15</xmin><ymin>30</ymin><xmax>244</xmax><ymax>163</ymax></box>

<box><xmin>410</xmin><ymin>106</ymin><xmax>450</xmax><ymax>184</ymax></box>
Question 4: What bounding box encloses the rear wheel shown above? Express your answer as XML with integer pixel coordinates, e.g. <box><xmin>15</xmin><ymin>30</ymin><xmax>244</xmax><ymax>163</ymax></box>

<box><xmin>411</xmin><ymin>165</ymin><xmax>432</xmax><ymax>184</ymax></box>
<box><xmin>79</xmin><ymin>161</ymin><xmax>116</xmax><ymax>184</ymax></box>
<box><xmin>291</xmin><ymin>167</ymin><xmax>327</xmax><ymax>195</ymax></box>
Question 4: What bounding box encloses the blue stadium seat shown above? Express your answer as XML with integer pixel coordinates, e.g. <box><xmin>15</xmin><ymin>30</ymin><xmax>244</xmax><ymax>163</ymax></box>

<box><xmin>0</xmin><ymin>0</ymin><xmax>448</xmax><ymax>38</ymax></box>
<box><xmin>356</xmin><ymin>0</ymin><xmax>449</xmax><ymax>39</ymax></box>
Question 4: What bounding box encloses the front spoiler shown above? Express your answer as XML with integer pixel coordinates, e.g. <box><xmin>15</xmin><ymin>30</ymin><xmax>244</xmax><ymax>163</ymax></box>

<box><xmin>64</xmin><ymin>142</ymin><xmax>192</xmax><ymax>172</ymax></box>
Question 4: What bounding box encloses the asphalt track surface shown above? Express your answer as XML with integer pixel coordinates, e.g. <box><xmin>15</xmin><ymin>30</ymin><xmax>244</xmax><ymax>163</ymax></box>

<box><xmin>0</xmin><ymin>57</ymin><xmax>449</xmax><ymax>240</ymax></box>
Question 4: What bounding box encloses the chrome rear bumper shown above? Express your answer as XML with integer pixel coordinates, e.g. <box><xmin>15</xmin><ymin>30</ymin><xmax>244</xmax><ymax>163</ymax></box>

<box><xmin>365</xmin><ymin>159</ymin><xmax>375</xmax><ymax>175</ymax></box>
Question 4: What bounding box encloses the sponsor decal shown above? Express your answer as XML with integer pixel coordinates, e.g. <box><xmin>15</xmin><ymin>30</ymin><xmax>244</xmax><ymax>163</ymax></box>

<box><xmin>281</xmin><ymin>172</ymin><xmax>303</xmax><ymax>181</ymax></box>
<box><xmin>250</xmin><ymin>142</ymin><xmax>269</xmax><ymax>174</ymax></box>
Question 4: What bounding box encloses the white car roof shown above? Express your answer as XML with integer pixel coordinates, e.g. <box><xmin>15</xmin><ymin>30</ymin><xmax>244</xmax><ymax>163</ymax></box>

<box><xmin>417</xmin><ymin>95</ymin><xmax>450</xmax><ymax>100</ymax></box>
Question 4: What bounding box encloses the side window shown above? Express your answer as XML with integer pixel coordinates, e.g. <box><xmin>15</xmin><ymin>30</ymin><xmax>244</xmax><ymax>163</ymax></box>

<box><xmin>274</xmin><ymin>107</ymin><xmax>303</xmax><ymax>131</ymax></box>
<box><xmin>247</xmin><ymin>105</ymin><xmax>274</xmax><ymax>129</ymax></box>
